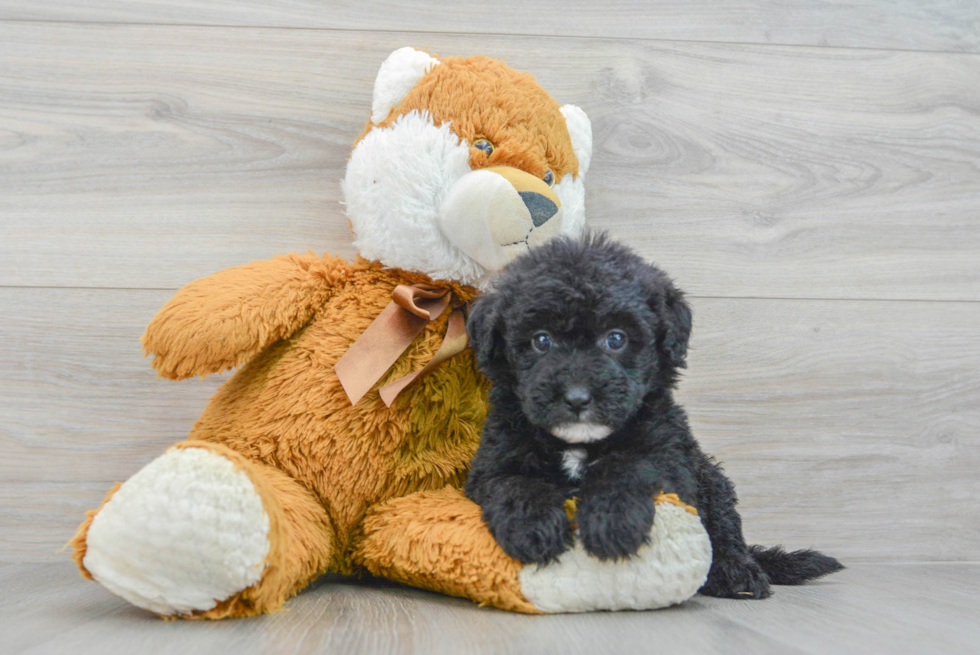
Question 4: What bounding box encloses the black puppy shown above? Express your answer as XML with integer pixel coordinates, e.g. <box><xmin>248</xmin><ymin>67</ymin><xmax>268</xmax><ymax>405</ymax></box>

<box><xmin>464</xmin><ymin>233</ymin><xmax>842</xmax><ymax>599</ymax></box>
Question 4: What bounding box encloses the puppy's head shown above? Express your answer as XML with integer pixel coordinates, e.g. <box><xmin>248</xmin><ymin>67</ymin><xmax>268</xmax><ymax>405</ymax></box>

<box><xmin>467</xmin><ymin>233</ymin><xmax>692</xmax><ymax>444</ymax></box>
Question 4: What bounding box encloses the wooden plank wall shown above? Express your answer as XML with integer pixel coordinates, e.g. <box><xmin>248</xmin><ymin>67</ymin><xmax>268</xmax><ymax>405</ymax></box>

<box><xmin>1</xmin><ymin>3</ymin><xmax>978</xmax><ymax>563</ymax></box>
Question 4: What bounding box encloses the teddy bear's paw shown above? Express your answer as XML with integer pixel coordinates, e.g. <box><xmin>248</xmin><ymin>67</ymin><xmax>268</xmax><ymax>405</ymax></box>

<box><xmin>82</xmin><ymin>447</ymin><xmax>271</xmax><ymax>615</ymax></box>
<box><xmin>518</xmin><ymin>500</ymin><xmax>712</xmax><ymax>612</ymax></box>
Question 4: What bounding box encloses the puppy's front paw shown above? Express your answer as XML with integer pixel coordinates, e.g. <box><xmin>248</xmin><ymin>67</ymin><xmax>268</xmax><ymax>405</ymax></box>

<box><xmin>701</xmin><ymin>557</ymin><xmax>772</xmax><ymax>599</ymax></box>
<box><xmin>489</xmin><ymin>503</ymin><xmax>573</xmax><ymax>565</ymax></box>
<box><xmin>577</xmin><ymin>491</ymin><xmax>655</xmax><ymax>561</ymax></box>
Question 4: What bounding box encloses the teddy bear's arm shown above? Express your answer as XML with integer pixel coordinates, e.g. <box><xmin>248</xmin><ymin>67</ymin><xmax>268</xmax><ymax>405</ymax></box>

<box><xmin>142</xmin><ymin>253</ymin><xmax>349</xmax><ymax>380</ymax></box>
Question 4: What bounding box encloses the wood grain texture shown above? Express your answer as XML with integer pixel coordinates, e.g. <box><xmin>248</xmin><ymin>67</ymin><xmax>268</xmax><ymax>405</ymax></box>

<box><xmin>1</xmin><ymin>562</ymin><xmax>977</xmax><ymax>655</ymax></box>
<box><xmin>2</xmin><ymin>288</ymin><xmax>977</xmax><ymax>562</ymax></box>
<box><xmin>2</xmin><ymin>23</ymin><xmax>980</xmax><ymax>299</ymax></box>
<box><xmin>0</xmin><ymin>1</ymin><xmax>978</xmax><ymax>53</ymax></box>
<box><xmin>0</xmin><ymin>289</ymin><xmax>227</xmax><ymax>485</ymax></box>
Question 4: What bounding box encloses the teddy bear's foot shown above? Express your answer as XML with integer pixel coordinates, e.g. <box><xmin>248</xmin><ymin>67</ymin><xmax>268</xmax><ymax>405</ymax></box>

<box><xmin>519</xmin><ymin>495</ymin><xmax>713</xmax><ymax>612</ymax></box>
<box><xmin>76</xmin><ymin>445</ymin><xmax>269</xmax><ymax>615</ymax></box>
<box><xmin>72</xmin><ymin>441</ymin><xmax>334</xmax><ymax>618</ymax></box>
<box><xmin>356</xmin><ymin>488</ymin><xmax>712</xmax><ymax>613</ymax></box>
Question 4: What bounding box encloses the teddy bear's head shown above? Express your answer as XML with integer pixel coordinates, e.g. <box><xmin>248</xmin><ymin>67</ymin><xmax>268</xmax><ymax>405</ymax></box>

<box><xmin>343</xmin><ymin>48</ymin><xmax>592</xmax><ymax>287</ymax></box>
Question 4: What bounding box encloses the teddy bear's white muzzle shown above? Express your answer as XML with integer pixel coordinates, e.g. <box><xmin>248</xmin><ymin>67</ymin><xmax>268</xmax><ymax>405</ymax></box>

<box><xmin>438</xmin><ymin>167</ymin><xmax>564</xmax><ymax>272</ymax></box>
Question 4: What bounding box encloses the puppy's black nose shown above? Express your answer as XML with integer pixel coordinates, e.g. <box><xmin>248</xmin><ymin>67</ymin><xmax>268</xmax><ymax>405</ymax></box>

<box><xmin>563</xmin><ymin>386</ymin><xmax>592</xmax><ymax>412</ymax></box>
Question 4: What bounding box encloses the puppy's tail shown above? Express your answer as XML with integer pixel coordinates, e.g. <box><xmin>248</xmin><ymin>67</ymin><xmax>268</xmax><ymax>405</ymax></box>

<box><xmin>749</xmin><ymin>545</ymin><xmax>844</xmax><ymax>585</ymax></box>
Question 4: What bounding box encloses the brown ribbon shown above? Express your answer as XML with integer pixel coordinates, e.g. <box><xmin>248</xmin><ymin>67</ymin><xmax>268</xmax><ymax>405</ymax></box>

<box><xmin>334</xmin><ymin>284</ymin><xmax>469</xmax><ymax>407</ymax></box>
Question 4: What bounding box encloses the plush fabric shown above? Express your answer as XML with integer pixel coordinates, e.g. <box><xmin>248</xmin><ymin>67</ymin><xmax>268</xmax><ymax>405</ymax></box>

<box><xmin>73</xmin><ymin>255</ymin><xmax>493</xmax><ymax>616</ymax></box>
<box><xmin>356</xmin><ymin>486</ymin><xmax>540</xmax><ymax>614</ymax></box>
<box><xmin>518</xmin><ymin>496</ymin><xmax>712</xmax><ymax>613</ymax></box>
<box><xmin>359</xmin><ymin>55</ymin><xmax>579</xmax><ymax>182</ymax></box>
<box><xmin>78</xmin><ymin>446</ymin><xmax>271</xmax><ymax>616</ymax></box>
<box><xmin>345</xmin><ymin>52</ymin><xmax>589</xmax><ymax>286</ymax></box>
<box><xmin>370</xmin><ymin>47</ymin><xmax>440</xmax><ymax>124</ymax></box>
<box><xmin>343</xmin><ymin>111</ymin><xmax>480</xmax><ymax>284</ymax></box>
<box><xmin>72</xmin><ymin>48</ymin><xmax>731</xmax><ymax>619</ymax></box>
<box><xmin>356</xmin><ymin>489</ymin><xmax>712</xmax><ymax>614</ymax></box>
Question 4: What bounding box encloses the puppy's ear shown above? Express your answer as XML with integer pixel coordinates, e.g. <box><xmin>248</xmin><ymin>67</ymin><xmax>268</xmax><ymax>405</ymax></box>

<box><xmin>466</xmin><ymin>292</ymin><xmax>507</xmax><ymax>379</ymax></box>
<box><xmin>654</xmin><ymin>282</ymin><xmax>693</xmax><ymax>369</ymax></box>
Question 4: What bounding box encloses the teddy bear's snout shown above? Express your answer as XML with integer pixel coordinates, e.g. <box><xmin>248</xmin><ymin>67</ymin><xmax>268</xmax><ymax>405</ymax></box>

<box><xmin>437</xmin><ymin>165</ymin><xmax>565</xmax><ymax>273</ymax></box>
<box><xmin>519</xmin><ymin>191</ymin><xmax>559</xmax><ymax>227</ymax></box>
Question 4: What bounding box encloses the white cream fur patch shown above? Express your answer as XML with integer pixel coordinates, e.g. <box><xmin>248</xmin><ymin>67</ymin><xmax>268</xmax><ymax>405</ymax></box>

<box><xmin>519</xmin><ymin>501</ymin><xmax>712</xmax><ymax>612</ymax></box>
<box><xmin>553</xmin><ymin>172</ymin><xmax>587</xmax><ymax>239</ymax></box>
<box><xmin>371</xmin><ymin>47</ymin><xmax>440</xmax><ymax>124</ymax></box>
<box><xmin>345</xmin><ymin>91</ymin><xmax>592</xmax><ymax>285</ymax></box>
<box><xmin>437</xmin><ymin>168</ymin><xmax>535</xmax><ymax>272</ymax></box>
<box><xmin>560</xmin><ymin>104</ymin><xmax>592</xmax><ymax>177</ymax></box>
<box><xmin>551</xmin><ymin>422</ymin><xmax>613</xmax><ymax>444</ymax></box>
<box><xmin>82</xmin><ymin>447</ymin><xmax>270</xmax><ymax>616</ymax></box>
<box><xmin>343</xmin><ymin>110</ymin><xmax>485</xmax><ymax>285</ymax></box>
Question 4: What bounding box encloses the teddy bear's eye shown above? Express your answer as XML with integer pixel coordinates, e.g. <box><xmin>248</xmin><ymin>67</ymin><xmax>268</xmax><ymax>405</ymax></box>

<box><xmin>543</xmin><ymin>170</ymin><xmax>554</xmax><ymax>186</ymax></box>
<box><xmin>473</xmin><ymin>140</ymin><xmax>494</xmax><ymax>157</ymax></box>
<box><xmin>602</xmin><ymin>330</ymin><xmax>628</xmax><ymax>352</ymax></box>
<box><xmin>532</xmin><ymin>331</ymin><xmax>553</xmax><ymax>354</ymax></box>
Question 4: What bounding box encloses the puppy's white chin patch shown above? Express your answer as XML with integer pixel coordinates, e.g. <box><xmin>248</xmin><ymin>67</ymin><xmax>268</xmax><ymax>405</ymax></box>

<box><xmin>551</xmin><ymin>423</ymin><xmax>613</xmax><ymax>444</ymax></box>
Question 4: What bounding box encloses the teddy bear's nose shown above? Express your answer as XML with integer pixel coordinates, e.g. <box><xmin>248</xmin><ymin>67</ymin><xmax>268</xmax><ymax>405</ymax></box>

<box><xmin>480</xmin><ymin>166</ymin><xmax>561</xmax><ymax>228</ymax></box>
<box><xmin>519</xmin><ymin>192</ymin><xmax>559</xmax><ymax>227</ymax></box>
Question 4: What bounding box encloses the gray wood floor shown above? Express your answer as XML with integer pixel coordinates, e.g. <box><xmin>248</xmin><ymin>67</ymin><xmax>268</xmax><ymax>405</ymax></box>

<box><xmin>1</xmin><ymin>562</ymin><xmax>978</xmax><ymax>655</ymax></box>
<box><xmin>2</xmin><ymin>0</ymin><xmax>978</xmax><ymax>52</ymax></box>
<box><xmin>1</xmin><ymin>2</ymin><xmax>979</xmax><ymax>652</ymax></box>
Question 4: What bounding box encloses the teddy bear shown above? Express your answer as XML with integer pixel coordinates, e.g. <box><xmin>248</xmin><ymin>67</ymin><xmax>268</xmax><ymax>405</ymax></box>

<box><xmin>70</xmin><ymin>47</ymin><xmax>711</xmax><ymax>618</ymax></box>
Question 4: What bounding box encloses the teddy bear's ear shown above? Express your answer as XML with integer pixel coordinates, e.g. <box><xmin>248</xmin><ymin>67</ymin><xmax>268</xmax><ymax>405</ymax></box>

<box><xmin>560</xmin><ymin>105</ymin><xmax>593</xmax><ymax>177</ymax></box>
<box><xmin>371</xmin><ymin>47</ymin><xmax>441</xmax><ymax>124</ymax></box>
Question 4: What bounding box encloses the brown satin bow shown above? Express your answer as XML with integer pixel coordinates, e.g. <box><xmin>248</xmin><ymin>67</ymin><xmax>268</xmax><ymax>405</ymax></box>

<box><xmin>334</xmin><ymin>284</ymin><xmax>469</xmax><ymax>407</ymax></box>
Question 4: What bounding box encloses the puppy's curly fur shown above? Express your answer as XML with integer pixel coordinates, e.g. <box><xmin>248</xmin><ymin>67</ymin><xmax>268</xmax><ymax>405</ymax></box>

<box><xmin>464</xmin><ymin>233</ymin><xmax>843</xmax><ymax>599</ymax></box>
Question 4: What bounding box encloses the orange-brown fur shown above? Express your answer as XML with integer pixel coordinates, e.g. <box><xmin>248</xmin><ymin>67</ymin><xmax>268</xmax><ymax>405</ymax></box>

<box><xmin>360</xmin><ymin>55</ymin><xmax>579</xmax><ymax>181</ymax></box>
<box><xmin>70</xmin><ymin>482</ymin><xmax>123</xmax><ymax>580</ymax></box>
<box><xmin>73</xmin><ymin>53</ymin><xmax>584</xmax><ymax>618</ymax></box>
<box><xmin>357</xmin><ymin>486</ymin><xmax>541</xmax><ymax>614</ymax></box>
<box><xmin>183</xmin><ymin>256</ymin><xmax>488</xmax><ymax>575</ymax></box>
<box><xmin>172</xmin><ymin>441</ymin><xmax>334</xmax><ymax>619</ymax></box>
<box><xmin>74</xmin><ymin>254</ymin><xmax>498</xmax><ymax>616</ymax></box>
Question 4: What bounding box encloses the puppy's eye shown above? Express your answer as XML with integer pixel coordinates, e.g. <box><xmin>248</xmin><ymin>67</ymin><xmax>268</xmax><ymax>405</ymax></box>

<box><xmin>473</xmin><ymin>140</ymin><xmax>494</xmax><ymax>157</ymax></box>
<box><xmin>531</xmin><ymin>331</ymin><xmax>553</xmax><ymax>354</ymax></box>
<box><xmin>602</xmin><ymin>330</ymin><xmax>628</xmax><ymax>352</ymax></box>
<box><xmin>543</xmin><ymin>170</ymin><xmax>555</xmax><ymax>186</ymax></box>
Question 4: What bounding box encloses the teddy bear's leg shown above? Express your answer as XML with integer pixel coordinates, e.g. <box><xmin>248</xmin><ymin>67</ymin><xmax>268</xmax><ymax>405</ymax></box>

<box><xmin>354</xmin><ymin>486</ymin><xmax>541</xmax><ymax>613</ymax></box>
<box><xmin>355</xmin><ymin>488</ymin><xmax>713</xmax><ymax>614</ymax></box>
<box><xmin>71</xmin><ymin>441</ymin><xmax>334</xmax><ymax>619</ymax></box>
